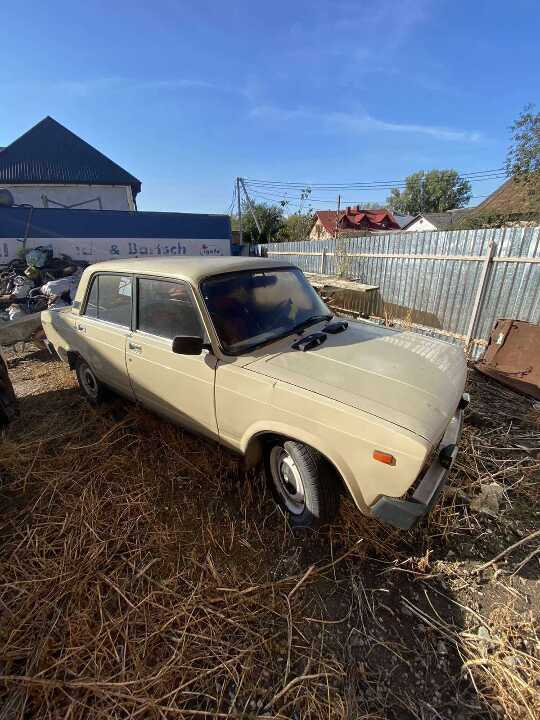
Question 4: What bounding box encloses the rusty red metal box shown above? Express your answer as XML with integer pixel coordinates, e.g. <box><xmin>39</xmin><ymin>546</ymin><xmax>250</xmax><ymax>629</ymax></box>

<box><xmin>475</xmin><ymin>319</ymin><xmax>540</xmax><ymax>400</ymax></box>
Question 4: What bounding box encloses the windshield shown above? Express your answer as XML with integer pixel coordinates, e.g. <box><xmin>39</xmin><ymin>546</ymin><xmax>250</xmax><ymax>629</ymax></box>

<box><xmin>201</xmin><ymin>267</ymin><xmax>331</xmax><ymax>355</ymax></box>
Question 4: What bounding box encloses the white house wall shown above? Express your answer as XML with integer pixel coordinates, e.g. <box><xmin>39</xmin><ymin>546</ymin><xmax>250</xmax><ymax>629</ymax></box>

<box><xmin>0</xmin><ymin>237</ymin><xmax>230</xmax><ymax>264</ymax></box>
<box><xmin>3</xmin><ymin>184</ymin><xmax>133</xmax><ymax>210</ymax></box>
<box><xmin>309</xmin><ymin>219</ymin><xmax>332</xmax><ymax>240</ymax></box>
<box><xmin>403</xmin><ymin>217</ymin><xmax>437</xmax><ymax>232</ymax></box>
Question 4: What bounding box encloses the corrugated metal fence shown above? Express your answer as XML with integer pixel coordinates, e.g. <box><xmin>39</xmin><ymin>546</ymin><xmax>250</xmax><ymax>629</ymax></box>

<box><xmin>259</xmin><ymin>226</ymin><xmax>540</xmax><ymax>357</ymax></box>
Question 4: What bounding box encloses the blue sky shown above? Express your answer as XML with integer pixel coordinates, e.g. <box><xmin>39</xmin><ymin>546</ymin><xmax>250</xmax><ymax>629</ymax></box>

<box><xmin>1</xmin><ymin>0</ymin><xmax>538</xmax><ymax>214</ymax></box>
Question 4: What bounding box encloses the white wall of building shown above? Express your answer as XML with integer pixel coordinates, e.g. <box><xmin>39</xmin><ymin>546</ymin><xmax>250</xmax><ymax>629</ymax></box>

<box><xmin>0</xmin><ymin>236</ymin><xmax>230</xmax><ymax>264</ymax></box>
<box><xmin>3</xmin><ymin>184</ymin><xmax>134</xmax><ymax>211</ymax></box>
<box><xmin>309</xmin><ymin>218</ymin><xmax>332</xmax><ymax>240</ymax></box>
<box><xmin>403</xmin><ymin>216</ymin><xmax>437</xmax><ymax>232</ymax></box>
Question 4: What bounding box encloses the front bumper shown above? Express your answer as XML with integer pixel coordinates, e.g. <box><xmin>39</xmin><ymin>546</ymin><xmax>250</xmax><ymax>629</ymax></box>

<box><xmin>370</xmin><ymin>393</ymin><xmax>469</xmax><ymax>530</ymax></box>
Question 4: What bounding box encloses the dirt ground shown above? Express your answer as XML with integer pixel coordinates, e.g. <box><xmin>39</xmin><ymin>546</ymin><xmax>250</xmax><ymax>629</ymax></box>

<box><xmin>0</xmin><ymin>348</ymin><xmax>539</xmax><ymax>719</ymax></box>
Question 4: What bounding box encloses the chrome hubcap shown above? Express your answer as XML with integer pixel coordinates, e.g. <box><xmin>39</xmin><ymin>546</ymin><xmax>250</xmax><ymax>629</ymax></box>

<box><xmin>81</xmin><ymin>365</ymin><xmax>98</xmax><ymax>398</ymax></box>
<box><xmin>270</xmin><ymin>446</ymin><xmax>305</xmax><ymax>515</ymax></box>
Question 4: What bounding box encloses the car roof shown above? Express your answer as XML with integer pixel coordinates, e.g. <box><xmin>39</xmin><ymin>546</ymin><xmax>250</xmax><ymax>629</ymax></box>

<box><xmin>84</xmin><ymin>256</ymin><xmax>294</xmax><ymax>284</ymax></box>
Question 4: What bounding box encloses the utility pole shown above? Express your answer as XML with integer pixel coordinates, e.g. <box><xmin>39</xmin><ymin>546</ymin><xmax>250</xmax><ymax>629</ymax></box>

<box><xmin>239</xmin><ymin>178</ymin><xmax>262</xmax><ymax>234</ymax></box>
<box><xmin>335</xmin><ymin>194</ymin><xmax>350</xmax><ymax>278</ymax></box>
<box><xmin>236</xmin><ymin>177</ymin><xmax>242</xmax><ymax>244</ymax></box>
<box><xmin>334</xmin><ymin>194</ymin><xmax>341</xmax><ymax>238</ymax></box>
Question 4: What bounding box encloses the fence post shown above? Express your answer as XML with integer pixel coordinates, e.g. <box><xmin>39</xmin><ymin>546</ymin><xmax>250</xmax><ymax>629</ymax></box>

<box><xmin>465</xmin><ymin>240</ymin><xmax>496</xmax><ymax>355</ymax></box>
<box><xmin>320</xmin><ymin>248</ymin><xmax>327</xmax><ymax>274</ymax></box>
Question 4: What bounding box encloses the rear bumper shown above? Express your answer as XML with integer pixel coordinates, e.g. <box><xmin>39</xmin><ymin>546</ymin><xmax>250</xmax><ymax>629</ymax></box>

<box><xmin>370</xmin><ymin>393</ymin><xmax>469</xmax><ymax>530</ymax></box>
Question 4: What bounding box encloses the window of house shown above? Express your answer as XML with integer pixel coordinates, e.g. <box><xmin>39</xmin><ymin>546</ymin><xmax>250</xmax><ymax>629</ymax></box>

<box><xmin>137</xmin><ymin>278</ymin><xmax>202</xmax><ymax>339</ymax></box>
<box><xmin>82</xmin><ymin>274</ymin><xmax>132</xmax><ymax>327</ymax></box>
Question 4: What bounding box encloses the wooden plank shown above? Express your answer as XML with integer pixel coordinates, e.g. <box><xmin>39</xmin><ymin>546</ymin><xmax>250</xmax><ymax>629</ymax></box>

<box><xmin>304</xmin><ymin>273</ymin><xmax>378</xmax><ymax>293</ymax></box>
<box><xmin>268</xmin><ymin>251</ymin><xmax>540</xmax><ymax>263</ymax></box>
<box><xmin>269</xmin><ymin>250</ymin><xmax>486</xmax><ymax>261</ymax></box>
<box><xmin>465</xmin><ymin>241</ymin><xmax>496</xmax><ymax>352</ymax></box>
<box><xmin>491</xmin><ymin>256</ymin><xmax>540</xmax><ymax>263</ymax></box>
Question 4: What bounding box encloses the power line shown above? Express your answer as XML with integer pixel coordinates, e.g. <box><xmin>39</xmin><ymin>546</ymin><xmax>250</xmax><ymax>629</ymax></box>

<box><xmin>231</xmin><ymin>169</ymin><xmax>511</xmax><ymax>217</ymax></box>
<box><xmin>244</xmin><ymin>191</ymin><xmax>352</xmax><ymax>206</ymax></box>
<box><xmin>244</xmin><ymin>175</ymin><xmax>506</xmax><ymax>194</ymax></box>
<box><xmin>247</xmin><ymin>167</ymin><xmax>505</xmax><ymax>183</ymax></box>
<box><xmin>242</xmin><ymin>169</ymin><xmax>506</xmax><ymax>193</ymax></box>
<box><xmin>225</xmin><ymin>184</ymin><xmax>237</xmax><ymax>215</ymax></box>
<box><xmin>244</xmin><ymin>182</ymin><xmax>506</xmax><ymax>206</ymax></box>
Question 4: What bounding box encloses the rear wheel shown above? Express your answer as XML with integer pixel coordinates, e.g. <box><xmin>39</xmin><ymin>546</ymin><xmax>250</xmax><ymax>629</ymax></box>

<box><xmin>266</xmin><ymin>440</ymin><xmax>340</xmax><ymax>528</ymax></box>
<box><xmin>76</xmin><ymin>358</ymin><xmax>106</xmax><ymax>404</ymax></box>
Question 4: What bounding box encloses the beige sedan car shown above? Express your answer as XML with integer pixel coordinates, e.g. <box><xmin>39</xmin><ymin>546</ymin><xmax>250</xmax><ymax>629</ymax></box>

<box><xmin>41</xmin><ymin>257</ymin><xmax>468</xmax><ymax>530</ymax></box>
<box><xmin>0</xmin><ymin>349</ymin><xmax>18</xmax><ymax>426</ymax></box>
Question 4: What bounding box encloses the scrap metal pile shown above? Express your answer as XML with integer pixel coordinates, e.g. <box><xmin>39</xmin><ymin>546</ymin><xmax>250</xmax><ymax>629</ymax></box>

<box><xmin>0</xmin><ymin>246</ymin><xmax>85</xmax><ymax>347</ymax></box>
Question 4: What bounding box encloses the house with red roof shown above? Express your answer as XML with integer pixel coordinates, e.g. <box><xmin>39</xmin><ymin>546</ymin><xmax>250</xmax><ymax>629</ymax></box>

<box><xmin>309</xmin><ymin>206</ymin><xmax>400</xmax><ymax>240</ymax></box>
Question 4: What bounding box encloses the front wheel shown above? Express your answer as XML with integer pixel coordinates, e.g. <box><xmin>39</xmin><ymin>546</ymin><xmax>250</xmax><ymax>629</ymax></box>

<box><xmin>266</xmin><ymin>440</ymin><xmax>340</xmax><ymax>528</ymax></box>
<box><xmin>75</xmin><ymin>358</ymin><xmax>106</xmax><ymax>404</ymax></box>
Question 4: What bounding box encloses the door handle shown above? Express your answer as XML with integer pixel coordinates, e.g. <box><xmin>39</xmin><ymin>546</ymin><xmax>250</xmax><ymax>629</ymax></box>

<box><xmin>128</xmin><ymin>342</ymin><xmax>142</xmax><ymax>353</ymax></box>
<box><xmin>76</xmin><ymin>323</ymin><xmax>86</xmax><ymax>333</ymax></box>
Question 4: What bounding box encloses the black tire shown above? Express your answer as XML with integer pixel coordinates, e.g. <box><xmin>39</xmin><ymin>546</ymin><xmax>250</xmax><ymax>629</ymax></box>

<box><xmin>75</xmin><ymin>358</ymin><xmax>106</xmax><ymax>404</ymax></box>
<box><xmin>265</xmin><ymin>439</ymin><xmax>340</xmax><ymax>528</ymax></box>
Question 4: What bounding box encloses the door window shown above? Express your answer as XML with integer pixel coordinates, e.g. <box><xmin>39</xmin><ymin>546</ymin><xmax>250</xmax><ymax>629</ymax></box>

<box><xmin>84</xmin><ymin>276</ymin><xmax>99</xmax><ymax>318</ymax></box>
<box><xmin>137</xmin><ymin>278</ymin><xmax>202</xmax><ymax>339</ymax></box>
<box><xmin>82</xmin><ymin>274</ymin><xmax>132</xmax><ymax>327</ymax></box>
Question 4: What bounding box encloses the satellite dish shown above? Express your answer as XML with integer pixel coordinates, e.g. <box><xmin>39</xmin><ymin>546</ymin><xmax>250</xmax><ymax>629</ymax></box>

<box><xmin>0</xmin><ymin>189</ymin><xmax>14</xmax><ymax>207</ymax></box>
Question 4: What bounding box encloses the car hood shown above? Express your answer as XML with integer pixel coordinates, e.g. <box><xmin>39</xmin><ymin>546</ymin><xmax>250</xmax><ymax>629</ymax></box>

<box><xmin>244</xmin><ymin>321</ymin><xmax>467</xmax><ymax>443</ymax></box>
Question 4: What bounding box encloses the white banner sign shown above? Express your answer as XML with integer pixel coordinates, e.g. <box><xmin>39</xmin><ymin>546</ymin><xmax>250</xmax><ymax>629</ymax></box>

<box><xmin>0</xmin><ymin>236</ymin><xmax>230</xmax><ymax>264</ymax></box>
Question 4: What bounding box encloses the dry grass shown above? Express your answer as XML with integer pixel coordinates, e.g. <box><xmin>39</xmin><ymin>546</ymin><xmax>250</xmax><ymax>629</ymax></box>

<box><xmin>0</xmin><ymin>360</ymin><xmax>353</xmax><ymax>718</ymax></box>
<box><xmin>0</xmin><ymin>350</ymin><xmax>539</xmax><ymax>719</ymax></box>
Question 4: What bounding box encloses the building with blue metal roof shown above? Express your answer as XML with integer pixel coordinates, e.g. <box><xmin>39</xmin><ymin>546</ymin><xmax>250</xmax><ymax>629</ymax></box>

<box><xmin>0</xmin><ymin>117</ymin><xmax>141</xmax><ymax>210</ymax></box>
<box><xmin>0</xmin><ymin>117</ymin><xmax>235</xmax><ymax>263</ymax></box>
<box><xmin>0</xmin><ymin>206</ymin><xmax>232</xmax><ymax>264</ymax></box>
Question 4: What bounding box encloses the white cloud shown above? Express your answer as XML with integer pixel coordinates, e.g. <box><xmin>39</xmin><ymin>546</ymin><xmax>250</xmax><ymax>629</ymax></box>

<box><xmin>332</xmin><ymin>112</ymin><xmax>483</xmax><ymax>142</ymax></box>
<box><xmin>52</xmin><ymin>76</ymin><xmax>220</xmax><ymax>97</ymax></box>
<box><xmin>135</xmin><ymin>79</ymin><xmax>219</xmax><ymax>91</ymax></box>
<box><xmin>286</xmin><ymin>0</ymin><xmax>430</xmax><ymax>71</ymax></box>
<box><xmin>250</xmin><ymin>105</ymin><xmax>482</xmax><ymax>143</ymax></box>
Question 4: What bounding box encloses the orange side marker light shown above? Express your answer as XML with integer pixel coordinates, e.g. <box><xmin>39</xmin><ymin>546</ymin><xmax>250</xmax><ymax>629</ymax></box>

<box><xmin>373</xmin><ymin>450</ymin><xmax>396</xmax><ymax>466</ymax></box>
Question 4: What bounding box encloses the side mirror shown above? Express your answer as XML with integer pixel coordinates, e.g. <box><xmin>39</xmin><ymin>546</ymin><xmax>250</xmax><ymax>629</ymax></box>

<box><xmin>172</xmin><ymin>335</ymin><xmax>204</xmax><ymax>355</ymax></box>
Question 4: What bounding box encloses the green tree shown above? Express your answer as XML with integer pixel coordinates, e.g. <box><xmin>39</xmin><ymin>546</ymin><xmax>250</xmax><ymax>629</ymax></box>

<box><xmin>281</xmin><ymin>211</ymin><xmax>315</xmax><ymax>242</ymax></box>
<box><xmin>233</xmin><ymin>202</ymin><xmax>286</xmax><ymax>243</ymax></box>
<box><xmin>505</xmin><ymin>104</ymin><xmax>540</xmax><ymax>209</ymax></box>
<box><xmin>458</xmin><ymin>104</ymin><xmax>540</xmax><ymax>229</ymax></box>
<box><xmin>387</xmin><ymin>170</ymin><xmax>472</xmax><ymax>215</ymax></box>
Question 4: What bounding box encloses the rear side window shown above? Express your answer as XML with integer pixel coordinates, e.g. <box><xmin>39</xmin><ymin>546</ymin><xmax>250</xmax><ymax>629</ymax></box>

<box><xmin>137</xmin><ymin>278</ymin><xmax>202</xmax><ymax>339</ymax></box>
<box><xmin>83</xmin><ymin>274</ymin><xmax>132</xmax><ymax>327</ymax></box>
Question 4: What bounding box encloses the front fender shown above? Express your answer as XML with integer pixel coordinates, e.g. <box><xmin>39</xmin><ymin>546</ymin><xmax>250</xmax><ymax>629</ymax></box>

<box><xmin>240</xmin><ymin>420</ymin><xmax>370</xmax><ymax>514</ymax></box>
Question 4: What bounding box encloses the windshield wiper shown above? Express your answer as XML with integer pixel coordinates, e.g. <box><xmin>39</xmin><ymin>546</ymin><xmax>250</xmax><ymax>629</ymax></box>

<box><xmin>225</xmin><ymin>314</ymin><xmax>333</xmax><ymax>356</ymax></box>
<box><xmin>292</xmin><ymin>314</ymin><xmax>333</xmax><ymax>335</ymax></box>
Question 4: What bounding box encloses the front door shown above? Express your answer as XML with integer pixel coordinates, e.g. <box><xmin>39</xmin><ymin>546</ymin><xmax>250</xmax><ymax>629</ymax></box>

<box><xmin>126</xmin><ymin>276</ymin><xmax>218</xmax><ymax>438</ymax></box>
<box><xmin>76</xmin><ymin>272</ymin><xmax>134</xmax><ymax>398</ymax></box>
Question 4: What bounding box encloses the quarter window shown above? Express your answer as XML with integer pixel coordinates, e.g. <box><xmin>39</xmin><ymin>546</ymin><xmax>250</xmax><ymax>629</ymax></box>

<box><xmin>83</xmin><ymin>274</ymin><xmax>132</xmax><ymax>327</ymax></box>
<box><xmin>137</xmin><ymin>278</ymin><xmax>202</xmax><ymax>339</ymax></box>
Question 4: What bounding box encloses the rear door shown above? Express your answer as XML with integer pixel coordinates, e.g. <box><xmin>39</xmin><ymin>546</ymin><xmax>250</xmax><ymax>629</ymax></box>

<box><xmin>126</xmin><ymin>276</ymin><xmax>218</xmax><ymax>438</ymax></box>
<box><xmin>76</xmin><ymin>273</ymin><xmax>134</xmax><ymax>398</ymax></box>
